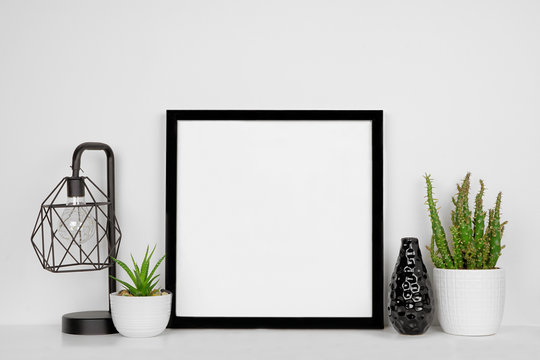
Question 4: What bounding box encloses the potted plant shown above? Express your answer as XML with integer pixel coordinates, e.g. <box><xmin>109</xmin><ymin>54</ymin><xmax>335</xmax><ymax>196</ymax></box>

<box><xmin>109</xmin><ymin>245</ymin><xmax>171</xmax><ymax>337</ymax></box>
<box><xmin>424</xmin><ymin>173</ymin><xmax>507</xmax><ymax>336</ymax></box>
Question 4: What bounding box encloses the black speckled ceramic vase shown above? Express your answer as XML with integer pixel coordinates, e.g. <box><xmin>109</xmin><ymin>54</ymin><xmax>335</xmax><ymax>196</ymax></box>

<box><xmin>388</xmin><ymin>237</ymin><xmax>434</xmax><ymax>335</ymax></box>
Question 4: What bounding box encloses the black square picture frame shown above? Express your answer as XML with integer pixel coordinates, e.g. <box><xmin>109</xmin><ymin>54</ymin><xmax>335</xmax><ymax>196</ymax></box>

<box><xmin>166</xmin><ymin>110</ymin><xmax>383</xmax><ymax>329</ymax></box>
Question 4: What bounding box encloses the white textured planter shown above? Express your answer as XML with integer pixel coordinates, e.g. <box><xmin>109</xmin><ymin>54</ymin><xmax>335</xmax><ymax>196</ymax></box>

<box><xmin>433</xmin><ymin>268</ymin><xmax>505</xmax><ymax>336</ymax></box>
<box><xmin>110</xmin><ymin>291</ymin><xmax>172</xmax><ymax>338</ymax></box>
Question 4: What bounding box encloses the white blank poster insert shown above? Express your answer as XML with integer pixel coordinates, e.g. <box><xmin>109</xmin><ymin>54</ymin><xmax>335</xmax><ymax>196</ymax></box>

<box><xmin>177</xmin><ymin>120</ymin><xmax>373</xmax><ymax>317</ymax></box>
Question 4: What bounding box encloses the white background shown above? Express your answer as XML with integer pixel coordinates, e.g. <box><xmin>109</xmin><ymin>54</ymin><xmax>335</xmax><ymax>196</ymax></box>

<box><xmin>0</xmin><ymin>0</ymin><xmax>539</xmax><ymax>326</ymax></box>
<box><xmin>177</xmin><ymin>120</ymin><xmax>372</xmax><ymax>317</ymax></box>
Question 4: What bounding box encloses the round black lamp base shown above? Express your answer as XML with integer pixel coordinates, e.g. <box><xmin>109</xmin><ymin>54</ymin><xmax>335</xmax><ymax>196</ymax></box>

<box><xmin>62</xmin><ymin>311</ymin><xmax>117</xmax><ymax>335</ymax></box>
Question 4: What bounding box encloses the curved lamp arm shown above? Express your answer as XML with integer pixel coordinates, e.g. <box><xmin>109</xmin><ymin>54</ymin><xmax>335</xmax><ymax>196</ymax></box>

<box><xmin>71</xmin><ymin>142</ymin><xmax>117</xmax><ymax>294</ymax></box>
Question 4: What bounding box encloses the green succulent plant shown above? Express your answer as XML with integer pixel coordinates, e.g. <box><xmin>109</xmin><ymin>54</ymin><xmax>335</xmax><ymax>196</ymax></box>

<box><xmin>110</xmin><ymin>245</ymin><xmax>166</xmax><ymax>296</ymax></box>
<box><xmin>424</xmin><ymin>172</ymin><xmax>507</xmax><ymax>269</ymax></box>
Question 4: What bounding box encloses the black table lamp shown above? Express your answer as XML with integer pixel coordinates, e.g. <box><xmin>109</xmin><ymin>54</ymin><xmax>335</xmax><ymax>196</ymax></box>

<box><xmin>30</xmin><ymin>142</ymin><xmax>122</xmax><ymax>334</ymax></box>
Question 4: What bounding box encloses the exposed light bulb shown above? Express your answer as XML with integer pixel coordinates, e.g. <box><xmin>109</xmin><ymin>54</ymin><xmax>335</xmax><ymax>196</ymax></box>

<box><xmin>58</xmin><ymin>196</ymin><xmax>96</xmax><ymax>244</ymax></box>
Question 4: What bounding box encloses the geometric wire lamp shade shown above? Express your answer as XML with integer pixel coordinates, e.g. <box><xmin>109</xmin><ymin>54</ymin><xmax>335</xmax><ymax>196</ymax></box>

<box><xmin>30</xmin><ymin>176</ymin><xmax>121</xmax><ymax>272</ymax></box>
<box><xmin>30</xmin><ymin>142</ymin><xmax>122</xmax><ymax>335</ymax></box>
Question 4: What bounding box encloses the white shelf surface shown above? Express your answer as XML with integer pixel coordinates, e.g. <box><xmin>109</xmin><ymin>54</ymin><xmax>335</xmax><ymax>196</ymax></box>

<box><xmin>1</xmin><ymin>325</ymin><xmax>538</xmax><ymax>360</ymax></box>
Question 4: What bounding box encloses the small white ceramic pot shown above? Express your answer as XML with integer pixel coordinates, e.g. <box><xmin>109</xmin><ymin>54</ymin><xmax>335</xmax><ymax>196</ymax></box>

<box><xmin>110</xmin><ymin>291</ymin><xmax>172</xmax><ymax>338</ymax></box>
<box><xmin>433</xmin><ymin>268</ymin><xmax>505</xmax><ymax>336</ymax></box>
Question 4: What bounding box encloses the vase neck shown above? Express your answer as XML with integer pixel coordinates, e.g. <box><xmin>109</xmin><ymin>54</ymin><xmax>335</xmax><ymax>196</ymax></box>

<box><xmin>401</xmin><ymin>237</ymin><xmax>419</xmax><ymax>246</ymax></box>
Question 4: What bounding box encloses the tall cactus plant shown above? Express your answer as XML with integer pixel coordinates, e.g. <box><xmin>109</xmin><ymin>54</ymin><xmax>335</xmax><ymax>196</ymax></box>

<box><xmin>424</xmin><ymin>173</ymin><xmax>507</xmax><ymax>269</ymax></box>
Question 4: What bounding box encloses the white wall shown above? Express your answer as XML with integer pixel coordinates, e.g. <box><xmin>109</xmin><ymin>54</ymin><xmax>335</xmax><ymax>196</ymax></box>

<box><xmin>1</xmin><ymin>0</ymin><xmax>539</xmax><ymax>326</ymax></box>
